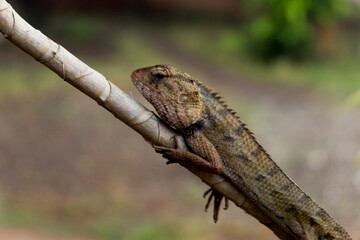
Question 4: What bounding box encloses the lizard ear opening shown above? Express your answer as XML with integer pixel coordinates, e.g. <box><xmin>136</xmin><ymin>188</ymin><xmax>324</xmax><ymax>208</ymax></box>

<box><xmin>156</xmin><ymin>89</ymin><xmax>204</xmax><ymax>129</ymax></box>
<box><xmin>176</xmin><ymin>90</ymin><xmax>205</xmax><ymax>128</ymax></box>
<box><xmin>178</xmin><ymin>93</ymin><xmax>189</xmax><ymax>103</ymax></box>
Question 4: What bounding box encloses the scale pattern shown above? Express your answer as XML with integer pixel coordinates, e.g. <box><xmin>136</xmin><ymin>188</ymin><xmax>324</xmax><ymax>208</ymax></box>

<box><xmin>131</xmin><ymin>65</ymin><xmax>352</xmax><ymax>240</ymax></box>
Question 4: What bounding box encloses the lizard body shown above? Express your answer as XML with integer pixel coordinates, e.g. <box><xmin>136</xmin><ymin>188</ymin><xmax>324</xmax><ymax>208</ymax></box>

<box><xmin>131</xmin><ymin>65</ymin><xmax>352</xmax><ymax>240</ymax></box>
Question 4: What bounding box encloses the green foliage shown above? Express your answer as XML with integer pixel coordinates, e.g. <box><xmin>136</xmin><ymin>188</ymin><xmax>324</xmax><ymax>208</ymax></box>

<box><xmin>218</xmin><ymin>30</ymin><xmax>246</xmax><ymax>54</ymax></box>
<box><xmin>58</xmin><ymin>14</ymin><xmax>100</xmax><ymax>42</ymax></box>
<box><xmin>87</xmin><ymin>217</ymin><xmax>126</xmax><ymax>240</ymax></box>
<box><xmin>0</xmin><ymin>207</ymin><xmax>47</xmax><ymax>228</ymax></box>
<box><xmin>169</xmin><ymin>24</ymin><xmax>360</xmax><ymax>96</ymax></box>
<box><xmin>345</xmin><ymin>91</ymin><xmax>360</xmax><ymax>110</ymax></box>
<box><xmin>128</xmin><ymin>222</ymin><xmax>178</xmax><ymax>240</ymax></box>
<box><xmin>244</xmin><ymin>0</ymin><xmax>352</xmax><ymax>60</ymax></box>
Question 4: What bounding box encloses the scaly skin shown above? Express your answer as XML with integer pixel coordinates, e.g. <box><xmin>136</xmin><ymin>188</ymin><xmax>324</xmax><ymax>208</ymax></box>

<box><xmin>131</xmin><ymin>65</ymin><xmax>352</xmax><ymax>240</ymax></box>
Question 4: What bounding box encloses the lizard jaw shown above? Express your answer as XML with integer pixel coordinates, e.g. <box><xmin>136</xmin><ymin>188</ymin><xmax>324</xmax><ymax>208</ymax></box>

<box><xmin>131</xmin><ymin>69</ymin><xmax>161</xmax><ymax>101</ymax></box>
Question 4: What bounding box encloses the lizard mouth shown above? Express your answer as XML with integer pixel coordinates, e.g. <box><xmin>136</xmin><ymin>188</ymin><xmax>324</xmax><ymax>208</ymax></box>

<box><xmin>131</xmin><ymin>70</ymin><xmax>161</xmax><ymax>100</ymax></box>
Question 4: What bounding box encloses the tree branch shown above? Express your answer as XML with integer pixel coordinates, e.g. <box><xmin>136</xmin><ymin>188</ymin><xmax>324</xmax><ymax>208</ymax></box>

<box><xmin>0</xmin><ymin>1</ymin><xmax>291</xmax><ymax>239</ymax></box>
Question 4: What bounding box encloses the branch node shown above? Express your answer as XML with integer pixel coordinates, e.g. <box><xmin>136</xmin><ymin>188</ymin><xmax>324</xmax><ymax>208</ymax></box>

<box><xmin>100</xmin><ymin>78</ymin><xmax>112</xmax><ymax>103</ymax></box>
<box><xmin>0</xmin><ymin>6</ymin><xmax>15</xmax><ymax>39</ymax></box>
<box><xmin>11</xmin><ymin>9</ymin><xmax>15</xmax><ymax>30</ymax></box>
<box><xmin>61</xmin><ymin>60</ymin><xmax>66</xmax><ymax>80</ymax></box>
<box><xmin>211</xmin><ymin>178</ymin><xmax>227</xmax><ymax>186</ymax></box>
<box><xmin>38</xmin><ymin>43</ymin><xmax>61</xmax><ymax>64</ymax></box>
<box><xmin>129</xmin><ymin>108</ymin><xmax>154</xmax><ymax>127</ymax></box>
<box><xmin>156</xmin><ymin>117</ymin><xmax>161</xmax><ymax>145</ymax></box>
<box><xmin>75</xmin><ymin>70</ymin><xmax>94</xmax><ymax>81</ymax></box>
<box><xmin>0</xmin><ymin>6</ymin><xmax>10</xmax><ymax>13</ymax></box>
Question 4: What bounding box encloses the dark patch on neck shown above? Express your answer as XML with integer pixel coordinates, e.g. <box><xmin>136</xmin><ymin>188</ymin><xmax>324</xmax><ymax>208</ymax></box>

<box><xmin>269</xmin><ymin>190</ymin><xmax>279</xmax><ymax>198</ymax></box>
<box><xmin>223</xmin><ymin>135</ymin><xmax>235</xmax><ymax>143</ymax></box>
<box><xmin>321</xmin><ymin>233</ymin><xmax>335</xmax><ymax>240</ymax></box>
<box><xmin>255</xmin><ymin>174</ymin><xmax>266</xmax><ymax>182</ymax></box>
<box><xmin>182</xmin><ymin>119</ymin><xmax>205</xmax><ymax>137</ymax></box>
<box><xmin>286</xmin><ymin>206</ymin><xmax>297</xmax><ymax>214</ymax></box>
<box><xmin>309</xmin><ymin>218</ymin><xmax>318</xmax><ymax>228</ymax></box>
<box><xmin>236</xmin><ymin>152</ymin><xmax>250</xmax><ymax>164</ymax></box>
<box><xmin>204</xmin><ymin>106</ymin><xmax>215</xmax><ymax>124</ymax></box>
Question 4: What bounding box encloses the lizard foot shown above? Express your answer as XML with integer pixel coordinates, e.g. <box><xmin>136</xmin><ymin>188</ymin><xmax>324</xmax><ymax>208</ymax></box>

<box><xmin>203</xmin><ymin>188</ymin><xmax>229</xmax><ymax>223</ymax></box>
<box><xmin>153</xmin><ymin>145</ymin><xmax>220</xmax><ymax>173</ymax></box>
<box><xmin>153</xmin><ymin>145</ymin><xmax>186</xmax><ymax>165</ymax></box>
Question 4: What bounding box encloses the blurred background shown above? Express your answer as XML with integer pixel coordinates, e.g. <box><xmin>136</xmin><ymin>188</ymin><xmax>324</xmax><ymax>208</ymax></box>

<box><xmin>0</xmin><ymin>0</ymin><xmax>360</xmax><ymax>239</ymax></box>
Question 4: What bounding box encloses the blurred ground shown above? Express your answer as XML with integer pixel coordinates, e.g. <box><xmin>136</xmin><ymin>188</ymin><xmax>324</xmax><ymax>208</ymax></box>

<box><xmin>0</xmin><ymin>228</ymin><xmax>93</xmax><ymax>240</ymax></box>
<box><xmin>1</xmin><ymin>3</ymin><xmax>360</xmax><ymax>240</ymax></box>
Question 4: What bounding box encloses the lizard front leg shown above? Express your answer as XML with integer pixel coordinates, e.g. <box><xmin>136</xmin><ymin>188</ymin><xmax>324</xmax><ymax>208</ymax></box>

<box><xmin>154</xmin><ymin>132</ymin><xmax>223</xmax><ymax>174</ymax></box>
<box><xmin>154</xmin><ymin>144</ymin><xmax>221</xmax><ymax>174</ymax></box>
<box><xmin>154</xmin><ymin>132</ymin><xmax>228</xmax><ymax>222</ymax></box>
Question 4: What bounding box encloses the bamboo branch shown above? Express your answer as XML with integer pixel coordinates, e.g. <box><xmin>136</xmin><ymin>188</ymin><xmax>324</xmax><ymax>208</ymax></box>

<box><xmin>0</xmin><ymin>1</ymin><xmax>291</xmax><ymax>239</ymax></box>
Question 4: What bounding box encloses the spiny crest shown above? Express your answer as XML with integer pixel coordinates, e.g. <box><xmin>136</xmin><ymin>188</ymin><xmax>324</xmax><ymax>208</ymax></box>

<box><xmin>210</xmin><ymin>91</ymin><xmax>222</xmax><ymax>100</ymax></box>
<box><xmin>196</xmin><ymin>78</ymin><xmax>272</xmax><ymax>158</ymax></box>
<box><xmin>196</xmin><ymin>80</ymin><xmax>241</xmax><ymax>119</ymax></box>
<box><xmin>167</xmin><ymin>65</ymin><xmax>272</xmax><ymax>159</ymax></box>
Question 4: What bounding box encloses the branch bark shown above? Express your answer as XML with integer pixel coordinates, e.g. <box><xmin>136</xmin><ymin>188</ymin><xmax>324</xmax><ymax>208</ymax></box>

<box><xmin>0</xmin><ymin>1</ymin><xmax>291</xmax><ymax>239</ymax></box>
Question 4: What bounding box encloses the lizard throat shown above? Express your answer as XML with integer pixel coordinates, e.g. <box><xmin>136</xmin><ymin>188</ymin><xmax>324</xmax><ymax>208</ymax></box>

<box><xmin>182</xmin><ymin>119</ymin><xmax>205</xmax><ymax>137</ymax></box>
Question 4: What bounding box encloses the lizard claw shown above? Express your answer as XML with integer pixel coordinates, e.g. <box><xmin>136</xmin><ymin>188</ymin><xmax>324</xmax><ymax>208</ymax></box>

<box><xmin>204</xmin><ymin>188</ymin><xmax>214</xmax><ymax>212</ymax></box>
<box><xmin>153</xmin><ymin>144</ymin><xmax>182</xmax><ymax>165</ymax></box>
<box><xmin>166</xmin><ymin>160</ymin><xmax>176</xmax><ymax>165</ymax></box>
<box><xmin>203</xmin><ymin>188</ymin><xmax>229</xmax><ymax>223</ymax></box>
<box><xmin>154</xmin><ymin>145</ymin><xmax>168</xmax><ymax>153</ymax></box>
<box><xmin>153</xmin><ymin>145</ymin><xmax>172</xmax><ymax>157</ymax></box>
<box><xmin>224</xmin><ymin>197</ymin><xmax>229</xmax><ymax>210</ymax></box>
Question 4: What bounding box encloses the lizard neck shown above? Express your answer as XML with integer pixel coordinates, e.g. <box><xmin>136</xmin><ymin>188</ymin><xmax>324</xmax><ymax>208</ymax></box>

<box><xmin>182</xmin><ymin>119</ymin><xmax>205</xmax><ymax>137</ymax></box>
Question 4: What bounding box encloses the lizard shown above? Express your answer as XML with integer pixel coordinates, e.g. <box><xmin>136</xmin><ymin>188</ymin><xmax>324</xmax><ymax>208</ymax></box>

<box><xmin>131</xmin><ymin>64</ymin><xmax>352</xmax><ymax>240</ymax></box>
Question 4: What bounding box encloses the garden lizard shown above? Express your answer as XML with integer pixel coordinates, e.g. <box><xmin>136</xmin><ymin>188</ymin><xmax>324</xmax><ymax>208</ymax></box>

<box><xmin>131</xmin><ymin>65</ymin><xmax>352</xmax><ymax>240</ymax></box>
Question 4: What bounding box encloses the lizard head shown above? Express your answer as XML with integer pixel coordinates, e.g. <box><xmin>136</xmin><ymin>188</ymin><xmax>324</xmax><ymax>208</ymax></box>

<box><xmin>131</xmin><ymin>65</ymin><xmax>205</xmax><ymax>129</ymax></box>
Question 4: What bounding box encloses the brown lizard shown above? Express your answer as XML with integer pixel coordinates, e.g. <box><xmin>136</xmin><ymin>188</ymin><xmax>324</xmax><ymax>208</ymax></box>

<box><xmin>131</xmin><ymin>64</ymin><xmax>352</xmax><ymax>240</ymax></box>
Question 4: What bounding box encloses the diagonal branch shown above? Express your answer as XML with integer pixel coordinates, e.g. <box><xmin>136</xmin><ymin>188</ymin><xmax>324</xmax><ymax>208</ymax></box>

<box><xmin>0</xmin><ymin>1</ymin><xmax>291</xmax><ymax>239</ymax></box>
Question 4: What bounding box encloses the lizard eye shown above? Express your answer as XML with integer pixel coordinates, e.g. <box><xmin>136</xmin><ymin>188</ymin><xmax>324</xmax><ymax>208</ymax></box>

<box><xmin>153</xmin><ymin>73</ymin><xmax>165</xmax><ymax>81</ymax></box>
<box><xmin>179</xmin><ymin>93</ymin><xmax>188</xmax><ymax>103</ymax></box>
<box><xmin>151</xmin><ymin>68</ymin><xmax>168</xmax><ymax>82</ymax></box>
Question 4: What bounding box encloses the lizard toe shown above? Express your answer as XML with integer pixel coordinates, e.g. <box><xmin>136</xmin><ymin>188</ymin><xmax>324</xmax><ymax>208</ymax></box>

<box><xmin>203</xmin><ymin>188</ymin><xmax>227</xmax><ymax>223</ymax></box>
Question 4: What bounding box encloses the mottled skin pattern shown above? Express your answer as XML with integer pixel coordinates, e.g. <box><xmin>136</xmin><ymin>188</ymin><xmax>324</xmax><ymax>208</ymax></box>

<box><xmin>131</xmin><ymin>65</ymin><xmax>352</xmax><ymax>240</ymax></box>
